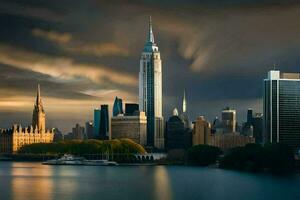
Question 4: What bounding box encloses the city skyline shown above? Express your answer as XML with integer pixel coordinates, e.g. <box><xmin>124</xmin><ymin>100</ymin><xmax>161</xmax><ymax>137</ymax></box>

<box><xmin>1</xmin><ymin>1</ymin><xmax>300</xmax><ymax>132</ymax></box>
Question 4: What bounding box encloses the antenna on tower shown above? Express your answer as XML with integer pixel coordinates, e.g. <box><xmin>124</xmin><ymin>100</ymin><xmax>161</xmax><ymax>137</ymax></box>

<box><xmin>273</xmin><ymin>63</ymin><xmax>279</xmax><ymax>70</ymax></box>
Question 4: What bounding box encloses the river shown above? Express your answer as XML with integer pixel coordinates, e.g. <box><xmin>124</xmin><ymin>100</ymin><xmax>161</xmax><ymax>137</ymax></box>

<box><xmin>0</xmin><ymin>162</ymin><xmax>299</xmax><ymax>200</ymax></box>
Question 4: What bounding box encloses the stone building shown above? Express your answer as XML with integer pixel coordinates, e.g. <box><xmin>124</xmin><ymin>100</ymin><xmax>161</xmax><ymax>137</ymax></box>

<box><xmin>0</xmin><ymin>85</ymin><xmax>54</xmax><ymax>153</ymax></box>
<box><xmin>111</xmin><ymin>111</ymin><xmax>147</xmax><ymax>146</ymax></box>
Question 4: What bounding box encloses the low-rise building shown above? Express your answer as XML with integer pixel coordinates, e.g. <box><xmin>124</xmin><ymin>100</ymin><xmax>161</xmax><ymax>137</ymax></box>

<box><xmin>111</xmin><ymin>111</ymin><xmax>147</xmax><ymax>146</ymax></box>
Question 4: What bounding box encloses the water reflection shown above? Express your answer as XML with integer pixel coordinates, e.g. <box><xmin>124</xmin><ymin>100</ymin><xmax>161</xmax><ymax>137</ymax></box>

<box><xmin>153</xmin><ymin>166</ymin><xmax>172</xmax><ymax>200</ymax></box>
<box><xmin>10</xmin><ymin>162</ymin><xmax>54</xmax><ymax>200</ymax></box>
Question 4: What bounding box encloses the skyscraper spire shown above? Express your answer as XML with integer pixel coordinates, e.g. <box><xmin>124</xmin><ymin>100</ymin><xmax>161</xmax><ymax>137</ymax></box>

<box><xmin>183</xmin><ymin>89</ymin><xmax>187</xmax><ymax>113</ymax></box>
<box><xmin>148</xmin><ymin>16</ymin><xmax>155</xmax><ymax>43</ymax></box>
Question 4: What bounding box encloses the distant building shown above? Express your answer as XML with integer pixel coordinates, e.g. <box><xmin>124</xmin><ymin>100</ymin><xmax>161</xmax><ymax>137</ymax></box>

<box><xmin>71</xmin><ymin>123</ymin><xmax>85</xmax><ymax>140</ymax></box>
<box><xmin>166</xmin><ymin>108</ymin><xmax>192</xmax><ymax>150</ymax></box>
<box><xmin>209</xmin><ymin>133</ymin><xmax>255</xmax><ymax>150</ymax></box>
<box><xmin>0</xmin><ymin>85</ymin><xmax>54</xmax><ymax>153</ymax></box>
<box><xmin>139</xmin><ymin>17</ymin><xmax>164</xmax><ymax>149</ymax></box>
<box><xmin>111</xmin><ymin>111</ymin><xmax>147</xmax><ymax>146</ymax></box>
<box><xmin>242</xmin><ymin>108</ymin><xmax>263</xmax><ymax>143</ymax></box>
<box><xmin>252</xmin><ymin>113</ymin><xmax>263</xmax><ymax>144</ymax></box>
<box><xmin>100</xmin><ymin>105</ymin><xmax>109</xmax><ymax>140</ymax></box>
<box><xmin>93</xmin><ymin>105</ymin><xmax>109</xmax><ymax>140</ymax></box>
<box><xmin>93</xmin><ymin>109</ymin><xmax>101</xmax><ymax>138</ymax></box>
<box><xmin>113</xmin><ymin>96</ymin><xmax>123</xmax><ymax>116</ymax></box>
<box><xmin>125</xmin><ymin>103</ymin><xmax>139</xmax><ymax>116</ymax></box>
<box><xmin>222</xmin><ymin>107</ymin><xmax>237</xmax><ymax>133</ymax></box>
<box><xmin>192</xmin><ymin>116</ymin><xmax>211</xmax><ymax>146</ymax></box>
<box><xmin>263</xmin><ymin>70</ymin><xmax>300</xmax><ymax>151</ymax></box>
<box><xmin>53</xmin><ymin>128</ymin><xmax>63</xmax><ymax>142</ymax></box>
<box><xmin>85</xmin><ymin>121</ymin><xmax>94</xmax><ymax>139</ymax></box>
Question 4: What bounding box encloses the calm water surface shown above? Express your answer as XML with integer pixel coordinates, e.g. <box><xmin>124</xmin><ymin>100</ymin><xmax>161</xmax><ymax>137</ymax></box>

<box><xmin>0</xmin><ymin>162</ymin><xmax>299</xmax><ymax>200</ymax></box>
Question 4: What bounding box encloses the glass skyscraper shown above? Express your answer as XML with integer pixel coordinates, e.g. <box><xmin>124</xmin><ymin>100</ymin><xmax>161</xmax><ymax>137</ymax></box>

<box><xmin>113</xmin><ymin>96</ymin><xmax>123</xmax><ymax>117</ymax></box>
<box><xmin>139</xmin><ymin>16</ymin><xmax>164</xmax><ymax>149</ymax></box>
<box><xmin>99</xmin><ymin>104</ymin><xmax>109</xmax><ymax>140</ymax></box>
<box><xmin>263</xmin><ymin>70</ymin><xmax>300</xmax><ymax>151</ymax></box>
<box><xmin>93</xmin><ymin>105</ymin><xmax>109</xmax><ymax>140</ymax></box>
<box><xmin>93</xmin><ymin>109</ymin><xmax>101</xmax><ymax>138</ymax></box>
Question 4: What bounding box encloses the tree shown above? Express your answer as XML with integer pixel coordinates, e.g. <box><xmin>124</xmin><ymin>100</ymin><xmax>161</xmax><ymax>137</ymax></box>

<box><xmin>186</xmin><ymin>145</ymin><xmax>222</xmax><ymax>166</ymax></box>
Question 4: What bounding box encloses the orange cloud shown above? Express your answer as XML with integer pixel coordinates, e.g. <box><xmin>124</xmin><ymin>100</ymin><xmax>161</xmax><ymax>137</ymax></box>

<box><xmin>0</xmin><ymin>44</ymin><xmax>137</xmax><ymax>86</ymax></box>
<box><xmin>32</xmin><ymin>28</ymin><xmax>72</xmax><ymax>44</ymax></box>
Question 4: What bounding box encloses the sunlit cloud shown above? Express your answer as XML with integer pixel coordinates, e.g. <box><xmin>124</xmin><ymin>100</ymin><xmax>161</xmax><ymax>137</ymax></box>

<box><xmin>32</xmin><ymin>28</ymin><xmax>72</xmax><ymax>44</ymax></box>
<box><xmin>31</xmin><ymin>28</ymin><xmax>129</xmax><ymax>57</ymax></box>
<box><xmin>0</xmin><ymin>44</ymin><xmax>137</xmax><ymax>86</ymax></box>
<box><xmin>64</xmin><ymin>42</ymin><xmax>129</xmax><ymax>57</ymax></box>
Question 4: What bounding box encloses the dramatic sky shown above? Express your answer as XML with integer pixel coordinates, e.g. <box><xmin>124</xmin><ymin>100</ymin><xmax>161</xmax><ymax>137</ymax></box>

<box><xmin>1</xmin><ymin>0</ymin><xmax>300</xmax><ymax>133</ymax></box>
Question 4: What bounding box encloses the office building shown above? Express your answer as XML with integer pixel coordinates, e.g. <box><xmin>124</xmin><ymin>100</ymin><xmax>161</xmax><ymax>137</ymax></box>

<box><xmin>94</xmin><ymin>109</ymin><xmax>101</xmax><ymax>138</ymax></box>
<box><xmin>139</xmin><ymin>16</ymin><xmax>164</xmax><ymax>149</ymax></box>
<box><xmin>222</xmin><ymin>107</ymin><xmax>237</xmax><ymax>133</ymax></box>
<box><xmin>0</xmin><ymin>85</ymin><xmax>54</xmax><ymax>153</ymax></box>
<box><xmin>192</xmin><ymin>116</ymin><xmax>211</xmax><ymax>145</ymax></box>
<box><xmin>125</xmin><ymin>103</ymin><xmax>139</xmax><ymax>116</ymax></box>
<box><xmin>111</xmin><ymin>111</ymin><xmax>147</xmax><ymax>146</ymax></box>
<box><xmin>70</xmin><ymin>123</ymin><xmax>85</xmax><ymax>140</ymax></box>
<box><xmin>263</xmin><ymin>70</ymin><xmax>300</xmax><ymax>151</ymax></box>
<box><xmin>99</xmin><ymin>104</ymin><xmax>109</xmax><ymax>139</ymax></box>
<box><xmin>113</xmin><ymin>96</ymin><xmax>123</xmax><ymax>116</ymax></box>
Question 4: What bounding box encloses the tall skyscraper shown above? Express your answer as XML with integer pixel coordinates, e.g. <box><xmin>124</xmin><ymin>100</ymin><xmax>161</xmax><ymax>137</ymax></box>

<box><xmin>100</xmin><ymin>104</ymin><xmax>109</xmax><ymax>139</ymax></box>
<box><xmin>139</xmin><ymin>16</ymin><xmax>164</xmax><ymax>149</ymax></box>
<box><xmin>93</xmin><ymin>108</ymin><xmax>101</xmax><ymax>138</ymax></box>
<box><xmin>32</xmin><ymin>84</ymin><xmax>46</xmax><ymax>133</ymax></box>
<box><xmin>113</xmin><ymin>96</ymin><xmax>123</xmax><ymax>116</ymax></box>
<box><xmin>263</xmin><ymin>70</ymin><xmax>300</xmax><ymax>151</ymax></box>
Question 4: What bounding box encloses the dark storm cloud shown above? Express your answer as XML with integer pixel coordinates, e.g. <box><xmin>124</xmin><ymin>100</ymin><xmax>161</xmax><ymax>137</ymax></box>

<box><xmin>1</xmin><ymin>0</ymin><xmax>300</xmax><ymax>132</ymax></box>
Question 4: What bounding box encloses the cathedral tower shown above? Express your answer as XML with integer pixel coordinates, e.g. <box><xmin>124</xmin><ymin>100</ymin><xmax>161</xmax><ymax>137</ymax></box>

<box><xmin>32</xmin><ymin>84</ymin><xmax>46</xmax><ymax>133</ymax></box>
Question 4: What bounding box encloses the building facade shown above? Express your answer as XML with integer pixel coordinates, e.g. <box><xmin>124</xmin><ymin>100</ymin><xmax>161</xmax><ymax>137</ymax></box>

<box><xmin>192</xmin><ymin>116</ymin><xmax>211</xmax><ymax>146</ymax></box>
<box><xmin>263</xmin><ymin>70</ymin><xmax>300</xmax><ymax>151</ymax></box>
<box><xmin>99</xmin><ymin>105</ymin><xmax>109</xmax><ymax>139</ymax></box>
<box><xmin>111</xmin><ymin>111</ymin><xmax>147</xmax><ymax>146</ymax></box>
<box><xmin>139</xmin><ymin>17</ymin><xmax>164</xmax><ymax>149</ymax></box>
<box><xmin>0</xmin><ymin>85</ymin><xmax>54</xmax><ymax>153</ymax></box>
<box><xmin>93</xmin><ymin>109</ymin><xmax>101</xmax><ymax>138</ymax></box>
<box><xmin>209</xmin><ymin>133</ymin><xmax>255</xmax><ymax>150</ymax></box>
<box><xmin>222</xmin><ymin>107</ymin><xmax>237</xmax><ymax>133</ymax></box>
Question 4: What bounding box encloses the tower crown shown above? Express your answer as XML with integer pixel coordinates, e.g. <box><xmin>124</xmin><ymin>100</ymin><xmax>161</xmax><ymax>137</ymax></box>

<box><xmin>147</xmin><ymin>16</ymin><xmax>155</xmax><ymax>43</ymax></box>
<box><xmin>143</xmin><ymin>16</ymin><xmax>158</xmax><ymax>52</ymax></box>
